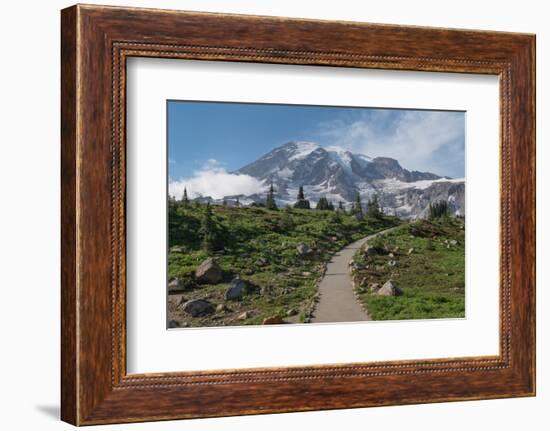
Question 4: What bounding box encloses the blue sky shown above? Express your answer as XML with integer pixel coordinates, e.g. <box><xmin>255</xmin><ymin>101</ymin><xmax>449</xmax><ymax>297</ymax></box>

<box><xmin>168</xmin><ymin>100</ymin><xmax>465</xmax><ymax>198</ymax></box>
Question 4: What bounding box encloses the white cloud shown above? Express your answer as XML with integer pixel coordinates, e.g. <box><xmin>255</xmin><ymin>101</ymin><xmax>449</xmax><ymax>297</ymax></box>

<box><xmin>315</xmin><ymin>110</ymin><xmax>465</xmax><ymax>177</ymax></box>
<box><xmin>169</xmin><ymin>159</ymin><xmax>266</xmax><ymax>199</ymax></box>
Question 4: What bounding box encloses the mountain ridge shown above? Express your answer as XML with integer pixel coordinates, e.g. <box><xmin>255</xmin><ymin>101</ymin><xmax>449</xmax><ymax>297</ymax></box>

<box><xmin>194</xmin><ymin>141</ymin><xmax>465</xmax><ymax>219</ymax></box>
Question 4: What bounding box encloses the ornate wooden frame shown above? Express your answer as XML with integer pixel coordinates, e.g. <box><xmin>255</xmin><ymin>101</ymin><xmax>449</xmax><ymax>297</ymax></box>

<box><xmin>61</xmin><ymin>4</ymin><xmax>536</xmax><ymax>425</ymax></box>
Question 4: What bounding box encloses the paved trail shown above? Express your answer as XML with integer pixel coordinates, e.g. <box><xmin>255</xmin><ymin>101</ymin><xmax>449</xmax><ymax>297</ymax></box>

<box><xmin>311</xmin><ymin>227</ymin><xmax>397</xmax><ymax>323</ymax></box>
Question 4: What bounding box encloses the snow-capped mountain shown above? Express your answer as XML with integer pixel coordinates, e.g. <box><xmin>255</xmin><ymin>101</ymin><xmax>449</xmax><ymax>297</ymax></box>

<box><xmin>207</xmin><ymin>141</ymin><xmax>464</xmax><ymax>219</ymax></box>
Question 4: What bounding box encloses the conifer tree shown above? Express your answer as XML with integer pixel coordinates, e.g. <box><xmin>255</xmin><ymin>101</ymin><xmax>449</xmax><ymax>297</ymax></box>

<box><xmin>293</xmin><ymin>185</ymin><xmax>310</xmax><ymax>209</ymax></box>
<box><xmin>182</xmin><ymin>187</ymin><xmax>189</xmax><ymax>205</ymax></box>
<box><xmin>316</xmin><ymin>197</ymin><xmax>328</xmax><ymax>210</ymax></box>
<box><xmin>235</xmin><ymin>197</ymin><xmax>240</xmax><ymax>207</ymax></box>
<box><xmin>297</xmin><ymin>186</ymin><xmax>305</xmax><ymax>200</ymax></box>
<box><xmin>354</xmin><ymin>193</ymin><xmax>363</xmax><ymax>217</ymax></box>
<box><xmin>315</xmin><ymin>197</ymin><xmax>335</xmax><ymax>211</ymax></box>
<box><xmin>199</xmin><ymin>203</ymin><xmax>217</xmax><ymax>252</ymax></box>
<box><xmin>367</xmin><ymin>194</ymin><xmax>382</xmax><ymax>218</ymax></box>
<box><xmin>266</xmin><ymin>182</ymin><xmax>278</xmax><ymax>210</ymax></box>
<box><xmin>429</xmin><ymin>200</ymin><xmax>449</xmax><ymax>219</ymax></box>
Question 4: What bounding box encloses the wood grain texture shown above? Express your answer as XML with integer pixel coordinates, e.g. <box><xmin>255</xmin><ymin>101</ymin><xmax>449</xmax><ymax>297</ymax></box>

<box><xmin>60</xmin><ymin>4</ymin><xmax>536</xmax><ymax>425</ymax></box>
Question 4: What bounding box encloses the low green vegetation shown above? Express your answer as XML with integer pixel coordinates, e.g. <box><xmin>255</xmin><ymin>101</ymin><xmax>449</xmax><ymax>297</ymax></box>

<box><xmin>351</xmin><ymin>217</ymin><xmax>465</xmax><ymax>321</ymax></box>
<box><xmin>167</xmin><ymin>200</ymin><xmax>400</xmax><ymax>327</ymax></box>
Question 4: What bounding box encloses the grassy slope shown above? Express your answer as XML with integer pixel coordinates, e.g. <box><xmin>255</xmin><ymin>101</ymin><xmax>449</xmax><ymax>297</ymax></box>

<box><xmin>168</xmin><ymin>202</ymin><xmax>399</xmax><ymax>327</ymax></box>
<box><xmin>352</xmin><ymin>218</ymin><xmax>465</xmax><ymax>320</ymax></box>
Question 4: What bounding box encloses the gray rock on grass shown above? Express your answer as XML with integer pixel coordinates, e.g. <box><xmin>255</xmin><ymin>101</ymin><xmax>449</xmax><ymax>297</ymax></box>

<box><xmin>180</xmin><ymin>299</ymin><xmax>214</xmax><ymax>317</ymax></box>
<box><xmin>225</xmin><ymin>277</ymin><xmax>247</xmax><ymax>301</ymax></box>
<box><xmin>168</xmin><ymin>278</ymin><xmax>186</xmax><ymax>293</ymax></box>
<box><xmin>377</xmin><ymin>280</ymin><xmax>402</xmax><ymax>296</ymax></box>
<box><xmin>296</xmin><ymin>243</ymin><xmax>312</xmax><ymax>256</ymax></box>
<box><xmin>195</xmin><ymin>257</ymin><xmax>223</xmax><ymax>284</ymax></box>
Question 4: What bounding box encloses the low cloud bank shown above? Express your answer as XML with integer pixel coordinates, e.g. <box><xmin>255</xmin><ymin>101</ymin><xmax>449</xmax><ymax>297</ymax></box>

<box><xmin>169</xmin><ymin>159</ymin><xmax>266</xmax><ymax>200</ymax></box>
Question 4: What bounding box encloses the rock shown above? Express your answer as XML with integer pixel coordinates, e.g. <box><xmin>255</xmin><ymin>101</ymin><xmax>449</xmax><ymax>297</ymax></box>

<box><xmin>263</xmin><ymin>315</ymin><xmax>285</xmax><ymax>325</ymax></box>
<box><xmin>450</xmin><ymin>240</ymin><xmax>458</xmax><ymax>246</ymax></box>
<box><xmin>296</xmin><ymin>243</ymin><xmax>312</xmax><ymax>256</ymax></box>
<box><xmin>225</xmin><ymin>277</ymin><xmax>247</xmax><ymax>301</ymax></box>
<box><xmin>180</xmin><ymin>299</ymin><xmax>214</xmax><ymax>317</ymax></box>
<box><xmin>301</xmin><ymin>271</ymin><xmax>312</xmax><ymax>276</ymax></box>
<box><xmin>255</xmin><ymin>257</ymin><xmax>268</xmax><ymax>267</ymax></box>
<box><xmin>330</xmin><ymin>236</ymin><xmax>338</xmax><ymax>242</ymax></box>
<box><xmin>368</xmin><ymin>283</ymin><xmax>381</xmax><ymax>293</ymax></box>
<box><xmin>216</xmin><ymin>303</ymin><xmax>228</xmax><ymax>313</ymax></box>
<box><xmin>168</xmin><ymin>320</ymin><xmax>180</xmax><ymax>328</ymax></box>
<box><xmin>168</xmin><ymin>278</ymin><xmax>186</xmax><ymax>293</ymax></box>
<box><xmin>377</xmin><ymin>280</ymin><xmax>402</xmax><ymax>296</ymax></box>
<box><xmin>351</xmin><ymin>262</ymin><xmax>364</xmax><ymax>272</ymax></box>
<box><xmin>388</xmin><ymin>252</ymin><xmax>395</xmax><ymax>258</ymax></box>
<box><xmin>170</xmin><ymin>246</ymin><xmax>184</xmax><ymax>253</ymax></box>
<box><xmin>195</xmin><ymin>257</ymin><xmax>223</xmax><ymax>284</ymax></box>
<box><xmin>175</xmin><ymin>296</ymin><xmax>188</xmax><ymax>307</ymax></box>
<box><xmin>388</xmin><ymin>260</ymin><xmax>397</xmax><ymax>267</ymax></box>
<box><xmin>286</xmin><ymin>308</ymin><xmax>298</xmax><ymax>317</ymax></box>
<box><xmin>407</xmin><ymin>247</ymin><xmax>414</xmax><ymax>255</ymax></box>
<box><xmin>363</xmin><ymin>246</ymin><xmax>378</xmax><ymax>257</ymax></box>
<box><xmin>237</xmin><ymin>311</ymin><xmax>252</xmax><ymax>320</ymax></box>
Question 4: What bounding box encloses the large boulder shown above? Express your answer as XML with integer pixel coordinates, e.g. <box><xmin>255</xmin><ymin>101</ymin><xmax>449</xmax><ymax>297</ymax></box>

<box><xmin>195</xmin><ymin>257</ymin><xmax>223</xmax><ymax>284</ymax></box>
<box><xmin>180</xmin><ymin>299</ymin><xmax>214</xmax><ymax>317</ymax></box>
<box><xmin>225</xmin><ymin>277</ymin><xmax>247</xmax><ymax>301</ymax></box>
<box><xmin>377</xmin><ymin>280</ymin><xmax>402</xmax><ymax>296</ymax></box>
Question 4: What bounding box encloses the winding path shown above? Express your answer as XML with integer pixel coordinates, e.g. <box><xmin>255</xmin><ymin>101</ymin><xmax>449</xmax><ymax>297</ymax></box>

<box><xmin>311</xmin><ymin>227</ymin><xmax>397</xmax><ymax>323</ymax></box>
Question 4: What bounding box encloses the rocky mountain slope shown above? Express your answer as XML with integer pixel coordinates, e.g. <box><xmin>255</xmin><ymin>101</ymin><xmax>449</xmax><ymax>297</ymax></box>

<box><xmin>205</xmin><ymin>141</ymin><xmax>464</xmax><ymax>219</ymax></box>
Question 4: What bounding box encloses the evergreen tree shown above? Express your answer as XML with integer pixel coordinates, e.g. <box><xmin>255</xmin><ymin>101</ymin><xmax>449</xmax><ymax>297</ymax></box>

<box><xmin>222</xmin><ymin>198</ymin><xmax>227</xmax><ymax>206</ymax></box>
<box><xmin>199</xmin><ymin>203</ymin><xmax>217</xmax><ymax>252</ymax></box>
<box><xmin>429</xmin><ymin>200</ymin><xmax>449</xmax><ymax>219</ymax></box>
<box><xmin>182</xmin><ymin>187</ymin><xmax>189</xmax><ymax>206</ymax></box>
<box><xmin>316</xmin><ymin>197</ymin><xmax>328</xmax><ymax>210</ymax></box>
<box><xmin>353</xmin><ymin>193</ymin><xmax>363</xmax><ymax>217</ymax></box>
<box><xmin>297</xmin><ymin>185</ymin><xmax>305</xmax><ymax>200</ymax></box>
<box><xmin>367</xmin><ymin>194</ymin><xmax>382</xmax><ymax>218</ymax></box>
<box><xmin>315</xmin><ymin>197</ymin><xmax>335</xmax><ymax>211</ymax></box>
<box><xmin>293</xmin><ymin>185</ymin><xmax>311</xmax><ymax>209</ymax></box>
<box><xmin>338</xmin><ymin>201</ymin><xmax>344</xmax><ymax>211</ymax></box>
<box><xmin>266</xmin><ymin>182</ymin><xmax>278</xmax><ymax>210</ymax></box>
<box><xmin>235</xmin><ymin>197</ymin><xmax>240</xmax><ymax>207</ymax></box>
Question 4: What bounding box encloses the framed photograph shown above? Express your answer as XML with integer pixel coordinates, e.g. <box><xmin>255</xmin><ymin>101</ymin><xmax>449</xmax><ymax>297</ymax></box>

<box><xmin>61</xmin><ymin>4</ymin><xmax>535</xmax><ymax>425</ymax></box>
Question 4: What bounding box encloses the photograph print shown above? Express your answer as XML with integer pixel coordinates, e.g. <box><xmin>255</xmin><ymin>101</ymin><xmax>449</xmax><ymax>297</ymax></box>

<box><xmin>167</xmin><ymin>101</ymin><xmax>465</xmax><ymax>328</ymax></box>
